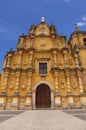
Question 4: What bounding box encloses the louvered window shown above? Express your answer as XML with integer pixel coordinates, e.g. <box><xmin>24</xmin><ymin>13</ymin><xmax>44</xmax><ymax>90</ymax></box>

<box><xmin>39</xmin><ymin>63</ymin><xmax>47</xmax><ymax>74</ymax></box>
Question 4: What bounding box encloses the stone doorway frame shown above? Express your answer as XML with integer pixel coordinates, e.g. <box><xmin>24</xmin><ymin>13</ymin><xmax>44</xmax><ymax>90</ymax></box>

<box><xmin>32</xmin><ymin>81</ymin><xmax>55</xmax><ymax>109</ymax></box>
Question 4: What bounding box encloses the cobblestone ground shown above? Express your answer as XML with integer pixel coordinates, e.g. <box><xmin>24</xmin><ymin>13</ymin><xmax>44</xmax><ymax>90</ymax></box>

<box><xmin>63</xmin><ymin>109</ymin><xmax>86</xmax><ymax>121</ymax></box>
<box><xmin>0</xmin><ymin>110</ymin><xmax>85</xmax><ymax>130</ymax></box>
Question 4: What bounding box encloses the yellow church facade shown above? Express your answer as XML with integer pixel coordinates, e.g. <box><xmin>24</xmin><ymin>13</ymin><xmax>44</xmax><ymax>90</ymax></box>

<box><xmin>0</xmin><ymin>18</ymin><xmax>86</xmax><ymax>110</ymax></box>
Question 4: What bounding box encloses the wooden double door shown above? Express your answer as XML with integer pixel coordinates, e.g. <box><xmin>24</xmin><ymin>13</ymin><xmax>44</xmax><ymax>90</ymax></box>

<box><xmin>36</xmin><ymin>84</ymin><xmax>51</xmax><ymax>108</ymax></box>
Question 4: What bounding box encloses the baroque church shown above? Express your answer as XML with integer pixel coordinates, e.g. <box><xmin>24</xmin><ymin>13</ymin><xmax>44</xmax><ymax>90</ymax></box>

<box><xmin>0</xmin><ymin>17</ymin><xmax>86</xmax><ymax>110</ymax></box>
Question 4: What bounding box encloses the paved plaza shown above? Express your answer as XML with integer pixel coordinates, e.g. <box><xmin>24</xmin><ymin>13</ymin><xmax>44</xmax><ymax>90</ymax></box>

<box><xmin>0</xmin><ymin>110</ymin><xmax>86</xmax><ymax>130</ymax></box>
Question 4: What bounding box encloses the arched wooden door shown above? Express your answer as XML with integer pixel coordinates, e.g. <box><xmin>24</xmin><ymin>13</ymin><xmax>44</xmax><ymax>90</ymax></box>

<box><xmin>36</xmin><ymin>84</ymin><xmax>51</xmax><ymax>108</ymax></box>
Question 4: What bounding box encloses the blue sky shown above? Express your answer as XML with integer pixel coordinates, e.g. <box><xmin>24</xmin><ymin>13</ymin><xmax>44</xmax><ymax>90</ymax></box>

<box><xmin>0</xmin><ymin>0</ymin><xmax>86</xmax><ymax>72</ymax></box>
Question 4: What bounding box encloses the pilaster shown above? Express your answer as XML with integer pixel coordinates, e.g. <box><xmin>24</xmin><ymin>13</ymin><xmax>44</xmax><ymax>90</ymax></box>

<box><xmin>63</xmin><ymin>49</ymin><xmax>68</xmax><ymax>68</ymax></box>
<box><xmin>17</xmin><ymin>50</ymin><xmax>22</xmax><ymax>68</ymax></box>
<box><xmin>77</xmin><ymin>70</ymin><xmax>84</xmax><ymax>93</ymax></box>
<box><xmin>6</xmin><ymin>53</ymin><xmax>12</xmax><ymax>68</ymax></box>
<box><xmin>54</xmin><ymin>71</ymin><xmax>59</xmax><ymax>93</ymax></box>
<box><xmin>2</xmin><ymin>71</ymin><xmax>9</xmax><ymax>93</ymax></box>
<box><xmin>15</xmin><ymin>71</ymin><xmax>20</xmax><ymax>94</ymax></box>
<box><xmin>65</xmin><ymin>71</ymin><xmax>71</xmax><ymax>93</ymax></box>
<box><xmin>53</xmin><ymin>50</ymin><xmax>57</xmax><ymax>67</ymax></box>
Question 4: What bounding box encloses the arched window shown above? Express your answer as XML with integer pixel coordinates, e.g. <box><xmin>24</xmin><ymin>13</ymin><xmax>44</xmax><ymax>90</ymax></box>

<box><xmin>83</xmin><ymin>38</ymin><xmax>86</xmax><ymax>46</ymax></box>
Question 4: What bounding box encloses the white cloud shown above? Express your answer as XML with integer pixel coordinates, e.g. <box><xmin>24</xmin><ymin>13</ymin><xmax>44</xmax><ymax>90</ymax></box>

<box><xmin>77</xmin><ymin>22</ymin><xmax>86</xmax><ymax>27</ymax></box>
<box><xmin>82</xmin><ymin>16</ymin><xmax>86</xmax><ymax>21</ymax></box>
<box><xmin>77</xmin><ymin>15</ymin><xmax>86</xmax><ymax>27</ymax></box>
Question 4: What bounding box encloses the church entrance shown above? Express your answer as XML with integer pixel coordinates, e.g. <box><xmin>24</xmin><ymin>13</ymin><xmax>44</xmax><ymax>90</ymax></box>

<box><xmin>36</xmin><ymin>84</ymin><xmax>51</xmax><ymax>108</ymax></box>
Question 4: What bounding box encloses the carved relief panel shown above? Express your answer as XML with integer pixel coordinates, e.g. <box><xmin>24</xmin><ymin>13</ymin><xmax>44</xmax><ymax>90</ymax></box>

<box><xmin>57</xmin><ymin>52</ymin><xmax>64</xmax><ymax>69</ymax></box>
<box><xmin>7</xmin><ymin>74</ymin><xmax>16</xmax><ymax>96</ymax></box>
<box><xmin>68</xmin><ymin>55</ymin><xmax>75</xmax><ymax>68</ymax></box>
<box><xmin>70</xmin><ymin>72</ymin><xmax>80</xmax><ymax>95</ymax></box>
<box><xmin>24</xmin><ymin>38</ymin><xmax>30</xmax><ymax>49</ymax></box>
<box><xmin>22</xmin><ymin>53</ymin><xmax>29</xmax><ymax>69</ymax></box>
<box><xmin>35</xmin><ymin>24</ymin><xmax>50</xmax><ymax>36</ymax></box>
<box><xmin>11</xmin><ymin>53</ymin><xmax>18</xmax><ymax>69</ymax></box>
<box><xmin>20</xmin><ymin>74</ymin><xmax>28</xmax><ymax>96</ymax></box>
<box><xmin>59</xmin><ymin>72</ymin><xmax>67</xmax><ymax>95</ymax></box>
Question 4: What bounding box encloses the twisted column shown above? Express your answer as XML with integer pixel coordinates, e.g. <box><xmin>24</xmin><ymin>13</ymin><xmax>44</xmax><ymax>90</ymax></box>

<box><xmin>27</xmin><ymin>71</ymin><xmax>32</xmax><ymax>93</ymax></box>
<box><xmin>74</xmin><ymin>53</ymin><xmax>79</xmax><ymax>67</ymax></box>
<box><xmin>54</xmin><ymin>71</ymin><xmax>59</xmax><ymax>93</ymax></box>
<box><xmin>53</xmin><ymin>51</ymin><xmax>57</xmax><ymax>67</ymax></box>
<box><xmin>65</xmin><ymin>71</ymin><xmax>71</xmax><ymax>93</ymax></box>
<box><xmin>77</xmin><ymin>70</ymin><xmax>84</xmax><ymax>93</ymax></box>
<box><xmin>17</xmin><ymin>51</ymin><xmax>22</xmax><ymax>68</ymax></box>
<box><xmin>63</xmin><ymin>50</ymin><xmax>68</xmax><ymax>68</ymax></box>
<box><xmin>6</xmin><ymin>53</ymin><xmax>12</xmax><ymax>68</ymax></box>
<box><xmin>2</xmin><ymin>71</ymin><xmax>9</xmax><ymax>93</ymax></box>
<box><xmin>15</xmin><ymin>71</ymin><xmax>20</xmax><ymax>94</ymax></box>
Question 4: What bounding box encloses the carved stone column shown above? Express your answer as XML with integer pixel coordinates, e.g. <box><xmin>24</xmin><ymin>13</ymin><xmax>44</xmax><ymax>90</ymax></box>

<box><xmin>54</xmin><ymin>71</ymin><xmax>59</xmax><ymax>93</ymax></box>
<box><xmin>17</xmin><ymin>51</ymin><xmax>22</xmax><ymax>68</ymax></box>
<box><xmin>74</xmin><ymin>53</ymin><xmax>79</xmax><ymax>67</ymax></box>
<box><xmin>65</xmin><ymin>71</ymin><xmax>71</xmax><ymax>93</ymax></box>
<box><xmin>32</xmin><ymin>91</ymin><xmax>36</xmax><ymax>109</ymax></box>
<box><xmin>6</xmin><ymin>53</ymin><xmax>12</xmax><ymax>68</ymax></box>
<box><xmin>15</xmin><ymin>71</ymin><xmax>20</xmax><ymax>94</ymax></box>
<box><xmin>77</xmin><ymin>70</ymin><xmax>84</xmax><ymax>93</ymax></box>
<box><xmin>29</xmin><ymin>51</ymin><xmax>33</xmax><ymax>67</ymax></box>
<box><xmin>63</xmin><ymin>50</ymin><xmax>68</xmax><ymax>68</ymax></box>
<box><xmin>2</xmin><ymin>71</ymin><xmax>9</xmax><ymax>93</ymax></box>
<box><xmin>51</xmin><ymin>91</ymin><xmax>55</xmax><ymax>109</ymax></box>
<box><xmin>27</xmin><ymin>71</ymin><xmax>32</xmax><ymax>93</ymax></box>
<box><xmin>53</xmin><ymin>50</ymin><xmax>57</xmax><ymax>67</ymax></box>
<box><xmin>30</xmin><ymin>38</ymin><xmax>34</xmax><ymax>48</ymax></box>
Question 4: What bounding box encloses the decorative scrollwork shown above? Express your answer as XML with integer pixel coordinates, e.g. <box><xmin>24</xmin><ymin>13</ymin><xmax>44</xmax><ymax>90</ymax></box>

<box><xmin>21</xmin><ymin>83</ymin><xmax>26</xmax><ymax>89</ymax></box>
<box><xmin>9</xmin><ymin>83</ymin><xmax>14</xmax><ymax>90</ymax></box>
<box><xmin>60</xmin><ymin>81</ymin><xmax>65</xmax><ymax>89</ymax></box>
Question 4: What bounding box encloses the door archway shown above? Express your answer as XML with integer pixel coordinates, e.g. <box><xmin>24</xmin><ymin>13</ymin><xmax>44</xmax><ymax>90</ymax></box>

<box><xmin>36</xmin><ymin>84</ymin><xmax>51</xmax><ymax>108</ymax></box>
